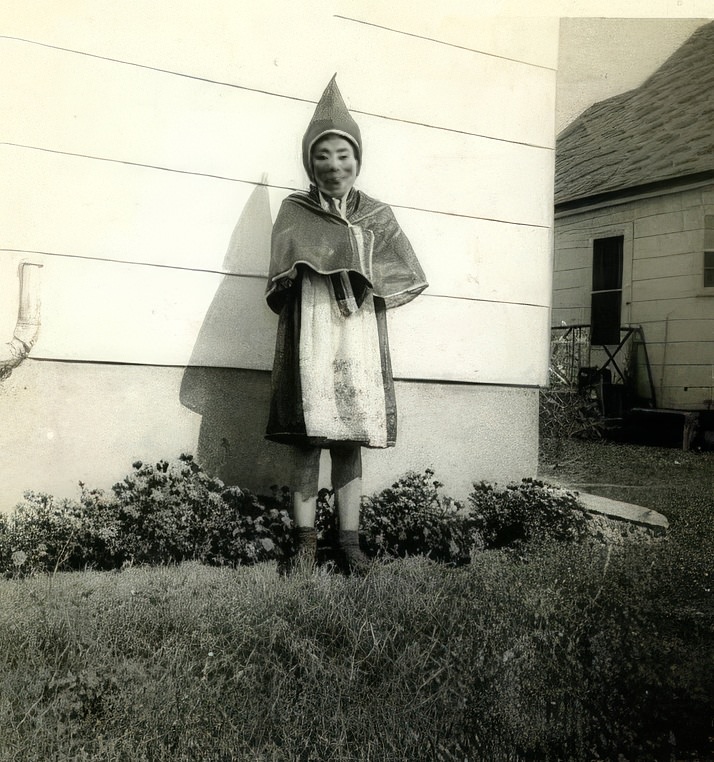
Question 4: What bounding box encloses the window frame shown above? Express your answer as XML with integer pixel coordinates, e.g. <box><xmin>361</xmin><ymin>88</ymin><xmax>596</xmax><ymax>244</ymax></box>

<box><xmin>704</xmin><ymin>250</ymin><xmax>714</xmax><ymax>289</ymax></box>
<box><xmin>590</xmin><ymin>234</ymin><xmax>625</xmax><ymax>345</ymax></box>
<box><xmin>700</xmin><ymin>215</ymin><xmax>714</xmax><ymax>295</ymax></box>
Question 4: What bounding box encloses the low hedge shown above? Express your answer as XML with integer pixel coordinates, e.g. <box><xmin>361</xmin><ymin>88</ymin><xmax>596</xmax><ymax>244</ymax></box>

<box><xmin>0</xmin><ymin>457</ymin><xmax>594</xmax><ymax>575</ymax></box>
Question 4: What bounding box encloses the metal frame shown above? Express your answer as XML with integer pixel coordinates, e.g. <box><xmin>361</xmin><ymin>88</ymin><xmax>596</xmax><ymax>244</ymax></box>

<box><xmin>550</xmin><ymin>324</ymin><xmax>657</xmax><ymax>410</ymax></box>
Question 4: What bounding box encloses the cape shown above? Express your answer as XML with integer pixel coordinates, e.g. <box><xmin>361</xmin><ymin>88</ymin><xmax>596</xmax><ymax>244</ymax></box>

<box><xmin>266</xmin><ymin>188</ymin><xmax>427</xmax><ymax>313</ymax></box>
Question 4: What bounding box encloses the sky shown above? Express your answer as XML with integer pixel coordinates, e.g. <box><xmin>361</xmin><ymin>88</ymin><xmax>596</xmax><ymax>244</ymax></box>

<box><xmin>556</xmin><ymin>17</ymin><xmax>709</xmax><ymax>134</ymax></box>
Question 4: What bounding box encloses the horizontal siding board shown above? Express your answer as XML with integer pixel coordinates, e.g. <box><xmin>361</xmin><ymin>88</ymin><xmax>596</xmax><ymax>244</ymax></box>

<box><xmin>553</xmin><ymin>246</ymin><xmax>590</xmax><ymax>272</ymax></box>
<box><xmin>632</xmin><ymin>321</ymin><xmax>667</xmax><ymax>343</ymax></box>
<box><xmin>314</xmin><ymin>20</ymin><xmax>556</xmax><ymax>149</ymax></box>
<box><xmin>552</xmin><ymin>283</ymin><xmax>586</xmax><ymax>297</ymax></box>
<box><xmin>2</xmin><ymin>5</ymin><xmax>557</xmax><ymax>135</ymax></box>
<box><xmin>661</xmin><ymin>318</ymin><xmax>714</xmax><ymax>343</ymax></box>
<box><xmin>335</xmin><ymin>115</ymin><xmax>554</xmax><ymax>225</ymax></box>
<box><xmin>0</xmin><ymin>40</ymin><xmax>311</xmax><ymax>189</ymax></box>
<box><xmin>334</xmin><ymin>2</ymin><xmax>559</xmax><ymax>69</ymax></box>
<box><xmin>1</xmin><ymin>147</ymin><xmax>552</xmax><ymax>308</ymax></box>
<box><xmin>650</xmin><ymin>365</ymin><xmax>714</xmax><ymax>387</ymax></box>
<box><xmin>632</xmin><ymin>252</ymin><xmax>697</xmax><ymax>280</ymax></box>
<box><xmin>18</xmin><ymin>252</ymin><xmax>548</xmax><ymax>385</ymax></box>
<box><xmin>633</xmin><ymin>313</ymin><xmax>714</xmax><ymax>344</ymax></box>
<box><xmin>387</xmin><ymin>297</ymin><xmax>550</xmax><ymax>386</ymax></box>
<box><xmin>643</xmin><ymin>342</ymin><xmax>714</xmax><ymax>366</ymax></box>
<box><xmin>553</xmin><ymin>267</ymin><xmax>590</xmax><ymax>291</ymax></box>
<box><xmin>631</xmin><ymin>274</ymin><xmax>700</xmax><ymax>302</ymax></box>
<box><xmin>0</xmin><ymin>30</ymin><xmax>556</xmax><ymax>154</ymax></box>
<box><xmin>631</xmin><ymin>298</ymin><xmax>714</xmax><ymax>323</ymax></box>
<box><xmin>0</xmin><ymin>146</ymin><xmax>274</xmax><ymax>275</ymax></box>
<box><xmin>658</xmin><ymin>390</ymin><xmax>713</xmax><ymax>411</ymax></box>
<box><xmin>633</xmin><ymin>230</ymin><xmax>701</xmax><ymax>258</ymax></box>
<box><xmin>552</xmin><ymin>286</ymin><xmax>589</xmax><ymax>313</ymax></box>
<box><xmin>638</xmin><ymin>318</ymin><xmax>714</xmax><ymax>350</ymax></box>
<box><xmin>29</xmin><ymin>255</ymin><xmax>276</xmax><ymax>370</ymax></box>
<box><xmin>557</xmin><ymin>206</ymin><xmax>636</xmax><ymax>231</ymax></box>
<box><xmin>634</xmin><ymin>211</ymin><xmax>685</xmax><ymax>238</ymax></box>
<box><xmin>2</xmin><ymin>39</ymin><xmax>553</xmax><ymax>226</ymax></box>
<box><xmin>386</xmin><ymin>210</ymin><xmax>552</xmax><ymax>306</ymax></box>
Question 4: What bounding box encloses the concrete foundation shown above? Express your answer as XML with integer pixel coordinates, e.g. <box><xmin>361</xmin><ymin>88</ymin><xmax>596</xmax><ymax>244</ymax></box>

<box><xmin>0</xmin><ymin>359</ymin><xmax>539</xmax><ymax>511</ymax></box>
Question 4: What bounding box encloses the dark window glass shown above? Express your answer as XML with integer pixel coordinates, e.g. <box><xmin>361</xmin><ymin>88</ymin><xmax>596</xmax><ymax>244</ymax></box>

<box><xmin>591</xmin><ymin>292</ymin><xmax>622</xmax><ymax>345</ymax></box>
<box><xmin>705</xmin><ymin>251</ymin><xmax>714</xmax><ymax>288</ymax></box>
<box><xmin>591</xmin><ymin>236</ymin><xmax>624</xmax><ymax>345</ymax></box>
<box><xmin>592</xmin><ymin>236</ymin><xmax>623</xmax><ymax>291</ymax></box>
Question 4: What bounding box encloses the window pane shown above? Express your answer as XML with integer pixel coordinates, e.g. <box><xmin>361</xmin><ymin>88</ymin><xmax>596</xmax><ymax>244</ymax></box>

<box><xmin>705</xmin><ymin>251</ymin><xmax>714</xmax><ymax>287</ymax></box>
<box><xmin>592</xmin><ymin>236</ymin><xmax>623</xmax><ymax>291</ymax></box>
<box><xmin>591</xmin><ymin>291</ymin><xmax>622</xmax><ymax>345</ymax></box>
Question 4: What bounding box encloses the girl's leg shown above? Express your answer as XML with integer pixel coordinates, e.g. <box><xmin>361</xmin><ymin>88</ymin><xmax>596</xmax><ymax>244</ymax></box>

<box><xmin>331</xmin><ymin>446</ymin><xmax>370</xmax><ymax>573</ymax></box>
<box><xmin>293</xmin><ymin>446</ymin><xmax>320</xmax><ymax>527</ymax></box>
<box><xmin>285</xmin><ymin>447</ymin><xmax>320</xmax><ymax>573</ymax></box>
<box><xmin>331</xmin><ymin>445</ymin><xmax>362</xmax><ymax>531</ymax></box>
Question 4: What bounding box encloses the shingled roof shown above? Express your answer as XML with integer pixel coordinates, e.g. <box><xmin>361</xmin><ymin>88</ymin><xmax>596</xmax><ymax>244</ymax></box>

<box><xmin>555</xmin><ymin>21</ymin><xmax>714</xmax><ymax>207</ymax></box>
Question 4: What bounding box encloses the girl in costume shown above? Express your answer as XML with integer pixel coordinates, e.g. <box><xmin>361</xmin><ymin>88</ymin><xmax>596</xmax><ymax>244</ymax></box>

<box><xmin>265</xmin><ymin>76</ymin><xmax>427</xmax><ymax>572</ymax></box>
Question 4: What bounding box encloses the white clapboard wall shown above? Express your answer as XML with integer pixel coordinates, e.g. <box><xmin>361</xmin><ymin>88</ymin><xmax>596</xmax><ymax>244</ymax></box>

<box><xmin>1</xmin><ymin>2</ymin><xmax>556</xmax><ymax>389</ymax></box>
<box><xmin>553</xmin><ymin>187</ymin><xmax>714</xmax><ymax>409</ymax></box>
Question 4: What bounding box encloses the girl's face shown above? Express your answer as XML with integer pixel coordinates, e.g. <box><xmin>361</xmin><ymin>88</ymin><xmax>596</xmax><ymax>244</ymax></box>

<box><xmin>311</xmin><ymin>135</ymin><xmax>358</xmax><ymax>199</ymax></box>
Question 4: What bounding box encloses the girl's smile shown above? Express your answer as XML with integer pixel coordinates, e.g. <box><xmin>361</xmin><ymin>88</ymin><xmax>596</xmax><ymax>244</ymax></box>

<box><xmin>311</xmin><ymin>135</ymin><xmax>358</xmax><ymax>199</ymax></box>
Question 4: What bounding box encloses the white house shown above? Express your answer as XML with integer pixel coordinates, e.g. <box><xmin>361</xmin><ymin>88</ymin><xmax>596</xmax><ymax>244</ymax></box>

<box><xmin>553</xmin><ymin>21</ymin><xmax>714</xmax><ymax>438</ymax></box>
<box><xmin>0</xmin><ymin>2</ymin><xmax>558</xmax><ymax>510</ymax></box>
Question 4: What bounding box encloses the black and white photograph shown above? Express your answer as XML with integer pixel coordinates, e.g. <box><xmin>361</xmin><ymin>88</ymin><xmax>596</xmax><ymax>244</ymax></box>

<box><xmin>1</xmin><ymin>2</ymin><xmax>712</xmax><ymax>759</ymax></box>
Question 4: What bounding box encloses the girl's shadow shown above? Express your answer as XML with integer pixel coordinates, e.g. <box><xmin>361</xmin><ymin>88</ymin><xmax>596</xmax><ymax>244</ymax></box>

<box><xmin>180</xmin><ymin>178</ymin><xmax>298</xmax><ymax>494</ymax></box>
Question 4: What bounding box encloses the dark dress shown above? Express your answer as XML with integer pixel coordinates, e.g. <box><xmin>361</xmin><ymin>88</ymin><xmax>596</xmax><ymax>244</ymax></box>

<box><xmin>265</xmin><ymin>186</ymin><xmax>427</xmax><ymax>449</ymax></box>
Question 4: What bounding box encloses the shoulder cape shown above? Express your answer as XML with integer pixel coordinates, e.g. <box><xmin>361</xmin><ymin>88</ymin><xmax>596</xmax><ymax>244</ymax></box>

<box><xmin>266</xmin><ymin>188</ymin><xmax>427</xmax><ymax>314</ymax></box>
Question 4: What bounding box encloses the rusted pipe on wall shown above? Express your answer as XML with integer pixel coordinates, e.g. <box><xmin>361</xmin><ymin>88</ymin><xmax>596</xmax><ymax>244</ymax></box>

<box><xmin>0</xmin><ymin>262</ymin><xmax>43</xmax><ymax>379</ymax></box>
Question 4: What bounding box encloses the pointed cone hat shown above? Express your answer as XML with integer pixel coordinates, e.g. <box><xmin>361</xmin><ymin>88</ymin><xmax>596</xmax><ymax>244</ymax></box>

<box><xmin>302</xmin><ymin>75</ymin><xmax>362</xmax><ymax>181</ymax></box>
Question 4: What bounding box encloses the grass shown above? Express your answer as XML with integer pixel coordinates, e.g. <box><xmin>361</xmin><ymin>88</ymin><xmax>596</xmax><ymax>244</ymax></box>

<box><xmin>0</xmin><ymin>439</ymin><xmax>711</xmax><ymax>761</ymax></box>
<box><xmin>540</xmin><ymin>435</ymin><xmax>714</xmax><ymax>563</ymax></box>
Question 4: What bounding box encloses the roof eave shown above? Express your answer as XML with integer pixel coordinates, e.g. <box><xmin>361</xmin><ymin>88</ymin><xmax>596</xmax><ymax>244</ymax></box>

<box><xmin>554</xmin><ymin>170</ymin><xmax>714</xmax><ymax>217</ymax></box>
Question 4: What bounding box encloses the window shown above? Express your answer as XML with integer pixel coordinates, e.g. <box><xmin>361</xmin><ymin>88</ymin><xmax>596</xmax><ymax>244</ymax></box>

<box><xmin>705</xmin><ymin>216</ymin><xmax>714</xmax><ymax>288</ymax></box>
<box><xmin>590</xmin><ymin>235</ymin><xmax>624</xmax><ymax>345</ymax></box>
<box><xmin>705</xmin><ymin>251</ymin><xmax>714</xmax><ymax>288</ymax></box>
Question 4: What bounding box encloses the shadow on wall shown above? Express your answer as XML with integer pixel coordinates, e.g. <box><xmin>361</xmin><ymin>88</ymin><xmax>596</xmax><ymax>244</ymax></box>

<box><xmin>180</xmin><ymin>180</ymin><xmax>298</xmax><ymax>495</ymax></box>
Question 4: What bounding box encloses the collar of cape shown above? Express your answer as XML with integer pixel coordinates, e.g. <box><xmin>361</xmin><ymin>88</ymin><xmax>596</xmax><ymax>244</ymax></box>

<box><xmin>266</xmin><ymin>185</ymin><xmax>428</xmax><ymax>314</ymax></box>
<box><xmin>285</xmin><ymin>185</ymin><xmax>383</xmax><ymax>225</ymax></box>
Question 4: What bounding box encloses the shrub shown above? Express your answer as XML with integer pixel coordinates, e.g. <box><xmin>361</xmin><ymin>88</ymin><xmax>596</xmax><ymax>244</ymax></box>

<box><xmin>1</xmin><ymin>492</ymin><xmax>90</xmax><ymax>575</ymax></box>
<box><xmin>109</xmin><ymin>456</ymin><xmax>222</xmax><ymax>565</ymax></box>
<box><xmin>201</xmin><ymin>484</ymin><xmax>294</xmax><ymax>566</ymax></box>
<box><xmin>353</xmin><ymin>469</ymin><xmax>481</xmax><ymax>564</ymax></box>
<box><xmin>0</xmin><ymin>513</ymin><xmax>12</xmax><ymax>573</ymax></box>
<box><xmin>108</xmin><ymin>455</ymin><xmax>293</xmax><ymax>567</ymax></box>
<box><xmin>468</xmin><ymin>478</ymin><xmax>589</xmax><ymax>551</ymax></box>
<box><xmin>0</xmin><ymin>456</ymin><xmax>294</xmax><ymax>574</ymax></box>
<box><xmin>1</xmin><ymin>461</ymin><xmax>595</xmax><ymax>576</ymax></box>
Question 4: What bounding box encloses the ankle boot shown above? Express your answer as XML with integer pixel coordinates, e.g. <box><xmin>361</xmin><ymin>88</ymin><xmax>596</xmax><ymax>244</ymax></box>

<box><xmin>281</xmin><ymin>526</ymin><xmax>316</xmax><ymax>575</ymax></box>
<box><xmin>338</xmin><ymin>530</ymin><xmax>371</xmax><ymax>575</ymax></box>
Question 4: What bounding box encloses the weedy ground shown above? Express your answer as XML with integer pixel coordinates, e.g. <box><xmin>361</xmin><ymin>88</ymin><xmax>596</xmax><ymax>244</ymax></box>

<box><xmin>0</xmin><ymin>438</ymin><xmax>711</xmax><ymax>762</ymax></box>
